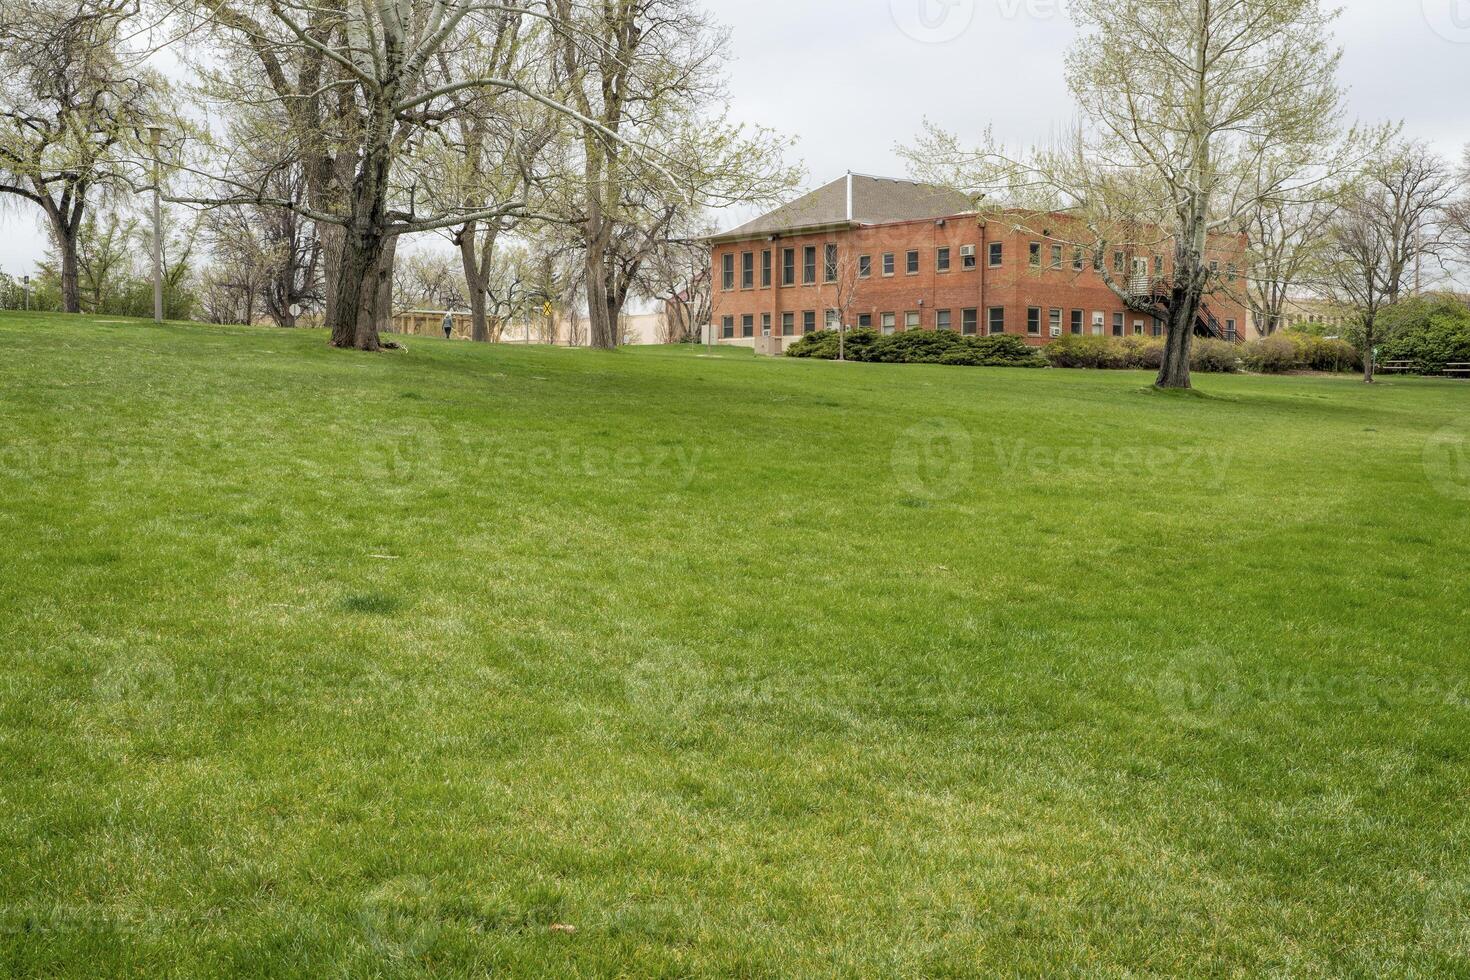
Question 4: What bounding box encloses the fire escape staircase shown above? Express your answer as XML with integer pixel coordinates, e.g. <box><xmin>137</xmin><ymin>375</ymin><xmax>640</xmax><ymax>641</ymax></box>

<box><xmin>1127</xmin><ymin>276</ymin><xmax>1239</xmax><ymax>342</ymax></box>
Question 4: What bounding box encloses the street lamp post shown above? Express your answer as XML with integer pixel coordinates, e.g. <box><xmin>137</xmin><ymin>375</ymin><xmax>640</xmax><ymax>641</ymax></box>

<box><xmin>22</xmin><ymin>275</ymin><xmax>30</xmax><ymax>312</ymax></box>
<box><xmin>146</xmin><ymin>124</ymin><xmax>167</xmax><ymax>324</ymax></box>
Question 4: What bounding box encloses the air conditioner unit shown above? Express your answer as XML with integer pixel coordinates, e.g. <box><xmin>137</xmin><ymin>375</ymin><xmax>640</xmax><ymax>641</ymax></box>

<box><xmin>959</xmin><ymin>245</ymin><xmax>976</xmax><ymax>258</ymax></box>
<box><xmin>1050</xmin><ymin>326</ymin><xmax>1062</xmax><ymax>338</ymax></box>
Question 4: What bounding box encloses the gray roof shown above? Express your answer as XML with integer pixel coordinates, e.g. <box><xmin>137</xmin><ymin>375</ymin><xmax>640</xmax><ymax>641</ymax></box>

<box><xmin>713</xmin><ymin>174</ymin><xmax>976</xmax><ymax>241</ymax></box>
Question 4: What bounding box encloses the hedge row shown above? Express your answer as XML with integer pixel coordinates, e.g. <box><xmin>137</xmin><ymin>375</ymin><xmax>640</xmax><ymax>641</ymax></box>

<box><xmin>784</xmin><ymin>329</ymin><xmax>1046</xmax><ymax>367</ymax></box>
<box><xmin>1041</xmin><ymin>334</ymin><xmax>1242</xmax><ymax>372</ymax></box>
<box><xmin>1240</xmin><ymin>333</ymin><xmax>1362</xmax><ymax>374</ymax></box>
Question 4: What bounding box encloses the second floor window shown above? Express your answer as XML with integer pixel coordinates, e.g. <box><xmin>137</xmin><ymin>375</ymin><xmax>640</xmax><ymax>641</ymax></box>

<box><xmin>722</xmin><ymin>254</ymin><xmax>735</xmax><ymax>290</ymax></box>
<box><xmin>782</xmin><ymin>248</ymin><xmax>796</xmax><ymax>286</ymax></box>
<box><xmin>989</xmin><ymin>242</ymin><xmax>1003</xmax><ymax>267</ymax></box>
<box><xmin>859</xmin><ymin>255</ymin><xmax>872</xmax><ymax>278</ymax></box>
<box><xmin>741</xmin><ymin>252</ymin><xmax>754</xmax><ymax>289</ymax></box>
<box><xmin>803</xmin><ymin>246</ymin><xmax>817</xmax><ymax>284</ymax></box>
<box><xmin>1051</xmin><ymin>244</ymin><xmax>1063</xmax><ymax>269</ymax></box>
<box><xmin>1030</xmin><ymin>242</ymin><xmax>1041</xmax><ymax>267</ymax></box>
<box><xmin>906</xmin><ymin>250</ymin><xmax>920</xmax><ymax>275</ymax></box>
<box><xmin>824</xmin><ymin>244</ymin><xmax>839</xmax><ymax>283</ymax></box>
<box><xmin>761</xmin><ymin>250</ymin><xmax>772</xmax><ymax>288</ymax></box>
<box><xmin>936</xmin><ymin>247</ymin><xmax>951</xmax><ymax>273</ymax></box>
<box><xmin>883</xmin><ymin>253</ymin><xmax>895</xmax><ymax>276</ymax></box>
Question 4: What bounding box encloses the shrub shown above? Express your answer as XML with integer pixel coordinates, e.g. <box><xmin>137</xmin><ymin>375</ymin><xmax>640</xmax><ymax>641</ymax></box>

<box><xmin>1242</xmin><ymin>335</ymin><xmax>1298</xmax><ymax>373</ymax></box>
<box><xmin>784</xmin><ymin>328</ymin><xmax>1044</xmax><ymax>368</ymax></box>
<box><xmin>1190</xmin><ymin>338</ymin><xmax>1240</xmax><ymax>373</ymax></box>
<box><xmin>1042</xmin><ymin>334</ymin><xmax>1239</xmax><ymax>372</ymax></box>
<box><xmin>1044</xmin><ymin>335</ymin><xmax>1127</xmax><ymax>369</ymax></box>
<box><xmin>1379</xmin><ymin>296</ymin><xmax>1470</xmax><ymax>374</ymax></box>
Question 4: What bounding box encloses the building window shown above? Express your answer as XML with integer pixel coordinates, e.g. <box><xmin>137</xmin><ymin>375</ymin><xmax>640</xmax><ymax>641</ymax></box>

<box><xmin>722</xmin><ymin>254</ymin><xmax>734</xmax><ymax>291</ymax></box>
<box><xmin>1029</xmin><ymin>242</ymin><xmax>1041</xmax><ymax>268</ymax></box>
<box><xmin>906</xmin><ymin>250</ymin><xmax>920</xmax><ymax>275</ymax></box>
<box><xmin>1227</xmin><ymin>263</ymin><xmax>1238</xmax><ymax>283</ymax></box>
<box><xmin>1073</xmin><ymin>247</ymin><xmax>1084</xmax><ymax>272</ymax></box>
<box><xmin>761</xmin><ymin>250</ymin><xmax>772</xmax><ymax>288</ymax></box>
<box><xmin>1154</xmin><ymin>254</ymin><xmax>1164</xmax><ymax>275</ymax></box>
<box><xmin>824</xmin><ymin>244</ymin><xmax>839</xmax><ymax>283</ymax></box>
<box><xmin>1051</xmin><ymin>244</ymin><xmax>1063</xmax><ymax>269</ymax></box>
<box><xmin>1210</xmin><ymin>260</ymin><xmax>1220</xmax><ymax>275</ymax></box>
<box><xmin>1134</xmin><ymin>320</ymin><xmax>1145</xmax><ymax>336</ymax></box>
<box><xmin>782</xmin><ymin>248</ymin><xmax>795</xmax><ymax>286</ymax></box>
<box><xmin>964</xmin><ymin>308</ymin><xmax>979</xmax><ymax>335</ymax></box>
<box><xmin>987</xmin><ymin>307</ymin><xmax>1004</xmax><ymax>335</ymax></box>
<box><xmin>881</xmin><ymin>313</ymin><xmax>896</xmax><ymax>335</ymax></box>
<box><xmin>1050</xmin><ymin>308</ymin><xmax>1063</xmax><ymax>336</ymax></box>
<box><xmin>741</xmin><ymin>314</ymin><xmax>754</xmax><ymax>337</ymax></box>
<box><xmin>883</xmin><ymin>253</ymin><xmax>895</xmax><ymax>277</ymax></box>
<box><xmin>961</xmin><ymin>244</ymin><xmax>977</xmax><ymax>269</ymax></box>
<box><xmin>906</xmin><ymin>311</ymin><xmax>921</xmax><ymax>331</ymax></box>
<box><xmin>859</xmin><ymin>255</ymin><xmax>872</xmax><ymax>278</ymax></box>
<box><xmin>1113</xmin><ymin>312</ymin><xmax>1124</xmax><ymax>337</ymax></box>
<box><xmin>1114</xmin><ymin>251</ymin><xmax>1126</xmax><ymax>274</ymax></box>
<box><xmin>761</xmin><ymin>313</ymin><xmax>771</xmax><ymax>336</ymax></box>
<box><xmin>741</xmin><ymin>252</ymin><xmax>754</xmax><ymax>290</ymax></box>
<box><xmin>803</xmin><ymin>246</ymin><xmax>817</xmax><ymax>284</ymax></box>
<box><xmin>1092</xmin><ymin>311</ymin><xmax>1105</xmax><ymax>335</ymax></box>
<box><xmin>1070</xmin><ymin>309</ymin><xmax>1083</xmax><ymax>335</ymax></box>
<box><xmin>1027</xmin><ymin>307</ymin><xmax>1041</xmax><ymax>335</ymax></box>
<box><xmin>859</xmin><ymin>313</ymin><xmax>872</xmax><ymax>328</ymax></box>
<box><xmin>1226</xmin><ymin>318</ymin><xmax>1236</xmax><ymax>339</ymax></box>
<box><xmin>1092</xmin><ymin>251</ymin><xmax>1103</xmax><ymax>272</ymax></box>
<box><xmin>803</xmin><ymin>310</ymin><xmax>816</xmax><ymax>334</ymax></box>
<box><xmin>721</xmin><ymin>315</ymin><xmax>734</xmax><ymax>338</ymax></box>
<box><xmin>989</xmin><ymin>242</ymin><xmax>1003</xmax><ymax>268</ymax></box>
<box><xmin>936</xmin><ymin>309</ymin><xmax>952</xmax><ymax>331</ymax></box>
<box><xmin>825</xmin><ymin>309</ymin><xmax>841</xmax><ymax>330</ymax></box>
<box><xmin>936</xmin><ymin>247</ymin><xmax>951</xmax><ymax>273</ymax></box>
<box><xmin>782</xmin><ymin>312</ymin><xmax>795</xmax><ymax>336</ymax></box>
<box><xmin>1152</xmin><ymin>321</ymin><xmax>1163</xmax><ymax>337</ymax></box>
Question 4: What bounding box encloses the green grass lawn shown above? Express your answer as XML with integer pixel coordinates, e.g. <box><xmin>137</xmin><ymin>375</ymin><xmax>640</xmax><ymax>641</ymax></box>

<box><xmin>3</xmin><ymin>311</ymin><xmax>1470</xmax><ymax>977</ymax></box>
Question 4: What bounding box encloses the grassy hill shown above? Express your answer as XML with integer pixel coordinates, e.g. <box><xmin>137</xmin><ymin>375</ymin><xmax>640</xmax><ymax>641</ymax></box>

<box><xmin>3</xmin><ymin>311</ymin><xmax>1469</xmax><ymax>976</ymax></box>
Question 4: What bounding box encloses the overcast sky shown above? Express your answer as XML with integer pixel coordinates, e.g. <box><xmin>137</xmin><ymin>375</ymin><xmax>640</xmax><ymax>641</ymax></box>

<box><xmin>1</xmin><ymin>0</ymin><xmax>1466</xmax><ymax>277</ymax></box>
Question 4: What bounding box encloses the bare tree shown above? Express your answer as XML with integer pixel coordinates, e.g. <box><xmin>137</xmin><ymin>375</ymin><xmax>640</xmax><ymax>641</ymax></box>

<box><xmin>1319</xmin><ymin>143</ymin><xmax>1457</xmax><ymax>383</ymax></box>
<box><xmin>902</xmin><ymin>0</ymin><xmax>1377</xmax><ymax>388</ymax></box>
<box><xmin>1248</xmin><ymin>196</ymin><xmax>1340</xmax><ymax>337</ymax></box>
<box><xmin>0</xmin><ymin>0</ymin><xmax>165</xmax><ymax>313</ymax></box>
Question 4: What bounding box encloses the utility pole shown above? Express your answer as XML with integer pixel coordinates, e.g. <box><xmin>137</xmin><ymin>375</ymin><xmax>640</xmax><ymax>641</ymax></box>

<box><xmin>23</xmin><ymin>275</ymin><xmax>30</xmax><ymax>312</ymax></box>
<box><xmin>146</xmin><ymin>124</ymin><xmax>167</xmax><ymax>324</ymax></box>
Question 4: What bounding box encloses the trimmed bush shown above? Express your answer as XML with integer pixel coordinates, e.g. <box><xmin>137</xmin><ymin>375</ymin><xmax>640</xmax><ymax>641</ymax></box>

<box><xmin>1191</xmin><ymin>339</ymin><xmax>1241</xmax><ymax>373</ymax></box>
<box><xmin>1042</xmin><ymin>334</ymin><xmax>1237</xmax><ymax>372</ymax></box>
<box><xmin>784</xmin><ymin>329</ymin><xmax>1045</xmax><ymax>367</ymax></box>
<box><xmin>1242</xmin><ymin>336</ymin><xmax>1298</xmax><ymax>373</ymax></box>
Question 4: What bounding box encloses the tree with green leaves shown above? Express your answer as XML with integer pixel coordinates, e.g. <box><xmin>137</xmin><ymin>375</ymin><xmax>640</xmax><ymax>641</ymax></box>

<box><xmin>902</xmin><ymin>0</ymin><xmax>1378</xmax><ymax>388</ymax></box>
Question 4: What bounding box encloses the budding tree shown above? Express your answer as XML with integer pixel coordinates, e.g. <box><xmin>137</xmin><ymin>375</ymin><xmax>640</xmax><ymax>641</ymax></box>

<box><xmin>0</xmin><ymin>0</ymin><xmax>165</xmax><ymax>313</ymax></box>
<box><xmin>903</xmin><ymin>0</ymin><xmax>1372</xmax><ymax>388</ymax></box>
<box><xmin>1318</xmin><ymin>143</ymin><xmax>1456</xmax><ymax>383</ymax></box>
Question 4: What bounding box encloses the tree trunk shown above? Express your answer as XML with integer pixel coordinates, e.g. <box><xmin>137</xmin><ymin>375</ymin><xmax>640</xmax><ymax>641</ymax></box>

<box><xmin>1155</xmin><ymin>285</ymin><xmax>1198</xmax><ymax>389</ymax></box>
<box><xmin>318</xmin><ymin>221</ymin><xmax>345</xmax><ymax>330</ymax></box>
<box><xmin>48</xmin><ymin>214</ymin><xmax>82</xmax><ymax>314</ymax></box>
<box><xmin>585</xmin><ymin>243</ymin><xmax>617</xmax><ymax>349</ymax></box>
<box><xmin>375</xmin><ymin>233</ymin><xmax>397</xmax><ymax>336</ymax></box>
<box><xmin>1362</xmin><ymin>315</ymin><xmax>1376</xmax><ymax>384</ymax></box>
<box><xmin>331</xmin><ymin>230</ymin><xmax>384</xmax><ymax>351</ymax></box>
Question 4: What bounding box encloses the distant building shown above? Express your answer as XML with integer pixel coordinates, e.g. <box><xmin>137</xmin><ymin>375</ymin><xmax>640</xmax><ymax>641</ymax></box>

<box><xmin>391</xmin><ymin>308</ymin><xmax>670</xmax><ymax>345</ymax></box>
<box><xmin>708</xmin><ymin>173</ymin><xmax>1249</xmax><ymax>355</ymax></box>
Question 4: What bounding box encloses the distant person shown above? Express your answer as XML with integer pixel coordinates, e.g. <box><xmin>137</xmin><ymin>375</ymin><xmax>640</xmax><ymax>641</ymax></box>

<box><xmin>442</xmin><ymin>312</ymin><xmax>453</xmax><ymax>340</ymax></box>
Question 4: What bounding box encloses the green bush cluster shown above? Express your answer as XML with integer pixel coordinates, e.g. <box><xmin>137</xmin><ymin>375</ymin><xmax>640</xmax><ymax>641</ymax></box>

<box><xmin>1042</xmin><ymin>334</ymin><xmax>1240</xmax><ymax>373</ymax></box>
<box><xmin>784</xmin><ymin>329</ymin><xmax>1046</xmax><ymax>367</ymax></box>
<box><xmin>1240</xmin><ymin>332</ymin><xmax>1361</xmax><ymax>374</ymax></box>
<box><xmin>1377</xmin><ymin>295</ymin><xmax>1470</xmax><ymax>374</ymax></box>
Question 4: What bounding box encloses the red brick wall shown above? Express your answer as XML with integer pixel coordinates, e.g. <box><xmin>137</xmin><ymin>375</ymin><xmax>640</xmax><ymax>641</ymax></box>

<box><xmin>709</xmin><ymin>215</ymin><xmax>1249</xmax><ymax>347</ymax></box>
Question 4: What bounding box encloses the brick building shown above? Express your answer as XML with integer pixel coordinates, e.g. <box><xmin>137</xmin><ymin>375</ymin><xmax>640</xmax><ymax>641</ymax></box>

<box><xmin>708</xmin><ymin>174</ymin><xmax>1249</xmax><ymax>354</ymax></box>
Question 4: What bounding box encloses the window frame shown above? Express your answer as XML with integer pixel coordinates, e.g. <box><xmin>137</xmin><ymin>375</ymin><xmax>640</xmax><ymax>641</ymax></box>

<box><xmin>882</xmin><ymin>253</ymin><xmax>896</xmax><ymax>277</ymax></box>
<box><xmin>964</xmin><ymin>308</ymin><xmax>980</xmax><ymax>335</ymax></box>
<box><xmin>988</xmin><ymin>242</ymin><xmax>1003</xmax><ymax>268</ymax></box>
<box><xmin>859</xmin><ymin>254</ymin><xmax>872</xmax><ymax>279</ymax></box>
<box><xmin>1027</xmin><ymin>307</ymin><xmax>1041</xmax><ymax>335</ymax></box>
<box><xmin>824</xmin><ymin>243</ymin><xmax>839</xmax><ymax>283</ymax></box>
<box><xmin>905</xmin><ymin>250</ymin><xmax>920</xmax><ymax>276</ymax></box>
<box><xmin>782</xmin><ymin>248</ymin><xmax>796</xmax><ymax>286</ymax></box>
<box><xmin>761</xmin><ymin>250</ymin><xmax>772</xmax><ymax>288</ymax></box>
<box><xmin>905</xmin><ymin>310</ymin><xmax>921</xmax><ymax>331</ymax></box>
<box><xmin>722</xmin><ymin>253</ymin><xmax>735</xmax><ymax>291</ymax></box>
<box><xmin>936</xmin><ymin>247</ymin><xmax>951</xmax><ymax>274</ymax></box>
<box><xmin>803</xmin><ymin>246</ymin><xmax>817</xmax><ymax>285</ymax></box>
<box><xmin>802</xmin><ymin>310</ymin><xmax>817</xmax><ymax>334</ymax></box>
<box><xmin>987</xmin><ymin>306</ymin><xmax>1004</xmax><ymax>335</ymax></box>
<box><xmin>721</xmin><ymin>315</ymin><xmax>735</xmax><ymax>338</ymax></box>
<box><xmin>936</xmin><ymin>309</ymin><xmax>953</xmax><ymax>331</ymax></box>
<box><xmin>741</xmin><ymin>251</ymin><xmax>754</xmax><ymax>290</ymax></box>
